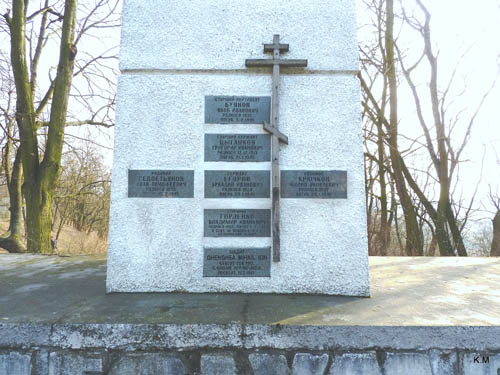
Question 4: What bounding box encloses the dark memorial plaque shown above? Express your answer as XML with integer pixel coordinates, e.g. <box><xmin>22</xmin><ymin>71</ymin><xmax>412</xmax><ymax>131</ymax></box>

<box><xmin>204</xmin><ymin>209</ymin><xmax>271</xmax><ymax>237</ymax></box>
<box><xmin>205</xmin><ymin>96</ymin><xmax>271</xmax><ymax>124</ymax></box>
<box><xmin>205</xmin><ymin>170</ymin><xmax>270</xmax><ymax>198</ymax></box>
<box><xmin>203</xmin><ymin>248</ymin><xmax>271</xmax><ymax>277</ymax></box>
<box><xmin>128</xmin><ymin>170</ymin><xmax>194</xmax><ymax>198</ymax></box>
<box><xmin>205</xmin><ymin>134</ymin><xmax>271</xmax><ymax>162</ymax></box>
<box><xmin>281</xmin><ymin>170</ymin><xmax>347</xmax><ymax>199</ymax></box>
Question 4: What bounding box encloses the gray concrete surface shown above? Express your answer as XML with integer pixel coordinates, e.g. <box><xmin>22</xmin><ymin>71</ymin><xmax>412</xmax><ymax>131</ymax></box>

<box><xmin>1</xmin><ymin>255</ymin><xmax>499</xmax><ymax>326</ymax></box>
<box><xmin>1</xmin><ymin>255</ymin><xmax>500</xmax><ymax>373</ymax></box>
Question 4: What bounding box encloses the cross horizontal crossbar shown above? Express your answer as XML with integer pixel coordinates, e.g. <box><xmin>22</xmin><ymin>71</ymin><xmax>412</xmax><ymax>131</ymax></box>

<box><xmin>264</xmin><ymin>43</ymin><xmax>289</xmax><ymax>53</ymax></box>
<box><xmin>245</xmin><ymin>59</ymin><xmax>308</xmax><ymax>68</ymax></box>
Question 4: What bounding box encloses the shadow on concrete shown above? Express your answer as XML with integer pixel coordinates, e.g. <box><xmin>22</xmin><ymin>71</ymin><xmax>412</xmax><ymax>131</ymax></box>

<box><xmin>0</xmin><ymin>255</ymin><xmax>360</xmax><ymax>325</ymax></box>
<box><xmin>1</xmin><ymin>255</ymin><xmax>499</xmax><ymax>326</ymax></box>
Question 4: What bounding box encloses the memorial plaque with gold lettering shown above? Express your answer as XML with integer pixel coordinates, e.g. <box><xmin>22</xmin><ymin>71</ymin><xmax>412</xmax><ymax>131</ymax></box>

<box><xmin>128</xmin><ymin>170</ymin><xmax>194</xmax><ymax>198</ymax></box>
<box><xmin>205</xmin><ymin>170</ymin><xmax>270</xmax><ymax>198</ymax></box>
<box><xmin>281</xmin><ymin>170</ymin><xmax>347</xmax><ymax>198</ymax></box>
<box><xmin>203</xmin><ymin>248</ymin><xmax>271</xmax><ymax>277</ymax></box>
<box><xmin>205</xmin><ymin>134</ymin><xmax>271</xmax><ymax>162</ymax></box>
<box><xmin>205</xmin><ymin>96</ymin><xmax>271</xmax><ymax>124</ymax></box>
<box><xmin>204</xmin><ymin>209</ymin><xmax>271</xmax><ymax>237</ymax></box>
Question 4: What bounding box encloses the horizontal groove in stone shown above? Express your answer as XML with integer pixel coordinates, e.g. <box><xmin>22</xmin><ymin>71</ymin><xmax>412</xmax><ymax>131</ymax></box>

<box><xmin>120</xmin><ymin>69</ymin><xmax>360</xmax><ymax>76</ymax></box>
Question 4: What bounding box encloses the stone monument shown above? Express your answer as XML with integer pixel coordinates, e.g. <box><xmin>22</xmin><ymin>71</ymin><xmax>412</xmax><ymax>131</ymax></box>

<box><xmin>107</xmin><ymin>0</ymin><xmax>370</xmax><ymax>296</ymax></box>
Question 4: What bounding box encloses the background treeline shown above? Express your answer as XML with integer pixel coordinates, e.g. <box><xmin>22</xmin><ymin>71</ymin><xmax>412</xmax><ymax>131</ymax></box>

<box><xmin>0</xmin><ymin>0</ymin><xmax>498</xmax><ymax>255</ymax></box>
<box><xmin>359</xmin><ymin>0</ymin><xmax>499</xmax><ymax>256</ymax></box>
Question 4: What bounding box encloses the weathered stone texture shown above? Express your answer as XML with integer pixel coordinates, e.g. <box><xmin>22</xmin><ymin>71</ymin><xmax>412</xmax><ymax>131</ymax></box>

<box><xmin>249</xmin><ymin>353</ymin><xmax>290</xmax><ymax>375</ymax></box>
<box><xmin>328</xmin><ymin>353</ymin><xmax>381</xmax><ymax>375</ymax></box>
<box><xmin>2</xmin><ymin>349</ymin><xmax>500</xmax><ymax>374</ymax></box>
<box><xmin>0</xmin><ymin>352</ymin><xmax>31</xmax><ymax>375</ymax></box>
<box><xmin>384</xmin><ymin>353</ymin><xmax>432</xmax><ymax>375</ymax></box>
<box><xmin>49</xmin><ymin>323</ymin><xmax>243</xmax><ymax>350</ymax></box>
<box><xmin>461</xmin><ymin>353</ymin><xmax>500</xmax><ymax>375</ymax></box>
<box><xmin>292</xmin><ymin>353</ymin><xmax>329</xmax><ymax>375</ymax></box>
<box><xmin>0</xmin><ymin>324</ymin><xmax>51</xmax><ymax>348</ymax></box>
<box><xmin>32</xmin><ymin>350</ymin><xmax>50</xmax><ymax>375</ymax></box>
<box><xmin>429</xmin><ymin>350</ymin><xmax>457</xmax><ymax>375</ymax></box>
<box><xmin>201</xmin><ymin>353</ymin><xmax>237</xmax><ymax>375</ymax></box>
<box><xmin>108</xmin><ymin>353</ymin><xmax>185</xmax><ymax>375</ymax></box>
<box><xmin>47</xmin><ymin>352</ymin><xmax>102</xmax><ymax>375</ymax></box>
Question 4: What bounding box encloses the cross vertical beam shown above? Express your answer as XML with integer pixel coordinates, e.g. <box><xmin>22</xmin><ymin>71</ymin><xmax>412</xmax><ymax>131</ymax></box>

<box><xmin>270</xmin><ymin>34</ymin><xmax>282</xmax><ymax>263</ymax></box>
<box><xmin>246</xmin><ymin>35</ymin><xmax>307</xmax><ymax>263</ymax></box>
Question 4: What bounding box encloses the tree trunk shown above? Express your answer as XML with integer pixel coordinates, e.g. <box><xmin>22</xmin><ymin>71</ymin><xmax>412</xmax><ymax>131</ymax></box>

<box><xmin>385</xmin><ymin>0</ymin><xmax>423</xmax><ymax>256</ymax></box>
<box><xmin>427</xmin><ymin>234</ymin><xmax>437</xmax><ymax>256</ymax></box>
<box><xmin>446</xmin><ymin>200</ymin><xmax>467</xmax><ymax>256</ymax></box>
<box><xmin>0</xmin><ymin>148</ymin><xmax>26</xmax><ymax>253</ymax></box>
<box><xmin>22</xmin><ymin>181</ymin><xmax>53</xmax><ymax>253</ymax></box>
<box><xmin>0</xmin><ymin>99</ymin><xmax>25</xmax><ymax>252</ymax></box>
<box><xmin>418</xmin><ymin>1</ymin><xmax>462</xmax><ymax>257</ymax></box>
<box><xmin>9</xmin><ymin>0</ymin><xmax>38</xmax><ymax>251</ymax></box>
<box><xmin>376</xmin><ymin>116</ymin><xmax>389</xmax><ymax>255</ymax></box>
<box><xmin>10</xmin><ymin>0</ymin><xmax>78</xmax><ymax>253</ymax></box>
<box><xmin>8</xmin><ymin>147</ymin><xmax>23</xmax><ymax>237</ymax></box>
<box><xmin>491</xmin><ymin>211</ymin><xmax>500</xmax><ymax>257</ymax></box>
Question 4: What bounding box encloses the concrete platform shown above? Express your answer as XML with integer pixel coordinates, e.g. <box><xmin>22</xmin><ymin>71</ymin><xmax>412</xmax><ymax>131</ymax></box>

<box><xmin>1</xmin><ymin>255</ymin><xmax>499</xmax><ymax>326</ymax></box>
<box><xmin>1</xmin><ymin>255</ymin><xmax>500</xmax><ymax>374</ymax></box>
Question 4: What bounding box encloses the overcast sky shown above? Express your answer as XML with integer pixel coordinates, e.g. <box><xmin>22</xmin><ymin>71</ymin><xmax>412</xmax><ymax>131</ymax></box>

<box><xmin>357</xmin><ymin>0</ymin><xmax>500</xmax><ymax>221</ymax></box>
<box><xmin>428</xmin><ymin>0</ymin><xmax>500</xmax><ymax>219</ymax></box>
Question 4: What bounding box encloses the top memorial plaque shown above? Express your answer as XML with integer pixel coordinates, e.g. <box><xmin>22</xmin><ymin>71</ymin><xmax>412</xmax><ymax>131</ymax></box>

<box><xmin>205</xmin><ymin>96</ymin><xmax>271</xmax><ymax>124</ymax></box>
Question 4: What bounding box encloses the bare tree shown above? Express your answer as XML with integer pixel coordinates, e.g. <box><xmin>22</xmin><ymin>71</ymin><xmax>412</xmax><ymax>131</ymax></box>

<box><xmin>359</xmin><ymin>0</ymin><xmax>495</xmax><ymax>256</ymax></box>
<box><xmin>384</xmin><ymin>0</ymin><xmax>424</xmax><ymax>256</ymax></box>
<box><xmin>53</xmin><ymin>143</ymin><xmax>110</xmax><ymax>241</ymax></box>
<box><xmin>1</xmin><ymin>0</ymin><xmax>117</xmax><ymax>253</ymax></box>
<box><xmin>0</xmin><ymin>50</ymin><xmax>24</xmax><ymax>252</ymax></box>
<box><xmin>360</xmin><ymin>0</ymin><xmax>424</xmax><ymax>256</ymax></box>
<box><xmin>395</xmin><ymin>0</ymin><xmax>496</xmax><ymax>256</ymax></box>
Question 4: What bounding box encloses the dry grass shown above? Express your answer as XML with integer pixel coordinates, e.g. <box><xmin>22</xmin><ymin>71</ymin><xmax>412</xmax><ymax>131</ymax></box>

<box><xmin>55</xmin><ymin>226</ymin><xmax>108</xmax><ymax>255</ymax></box>
<box><xmin>0</xmin><ymin>219</ymin><xmax>108</xmax><ymax>255</ymax></box>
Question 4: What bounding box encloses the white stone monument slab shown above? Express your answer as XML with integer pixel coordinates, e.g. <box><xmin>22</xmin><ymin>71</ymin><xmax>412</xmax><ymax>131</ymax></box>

<box><xmin>107</xmin><ymin>0</ymin><xmax>370</xmax><ymax>296</ymax></box>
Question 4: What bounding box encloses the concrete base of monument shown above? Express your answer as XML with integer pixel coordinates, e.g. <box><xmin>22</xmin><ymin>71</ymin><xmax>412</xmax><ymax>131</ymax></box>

<box><xmin>1</xmin><ymin>255</ymin><xmax>500</xmax><ymax>374</ymax></box>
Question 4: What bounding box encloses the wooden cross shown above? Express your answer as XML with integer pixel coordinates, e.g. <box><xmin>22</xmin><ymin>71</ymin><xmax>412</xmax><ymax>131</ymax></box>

<box><xmin>245</xmin><ymin>35</ymin><xmax>307</xmax><ymax>262</ymax></box>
